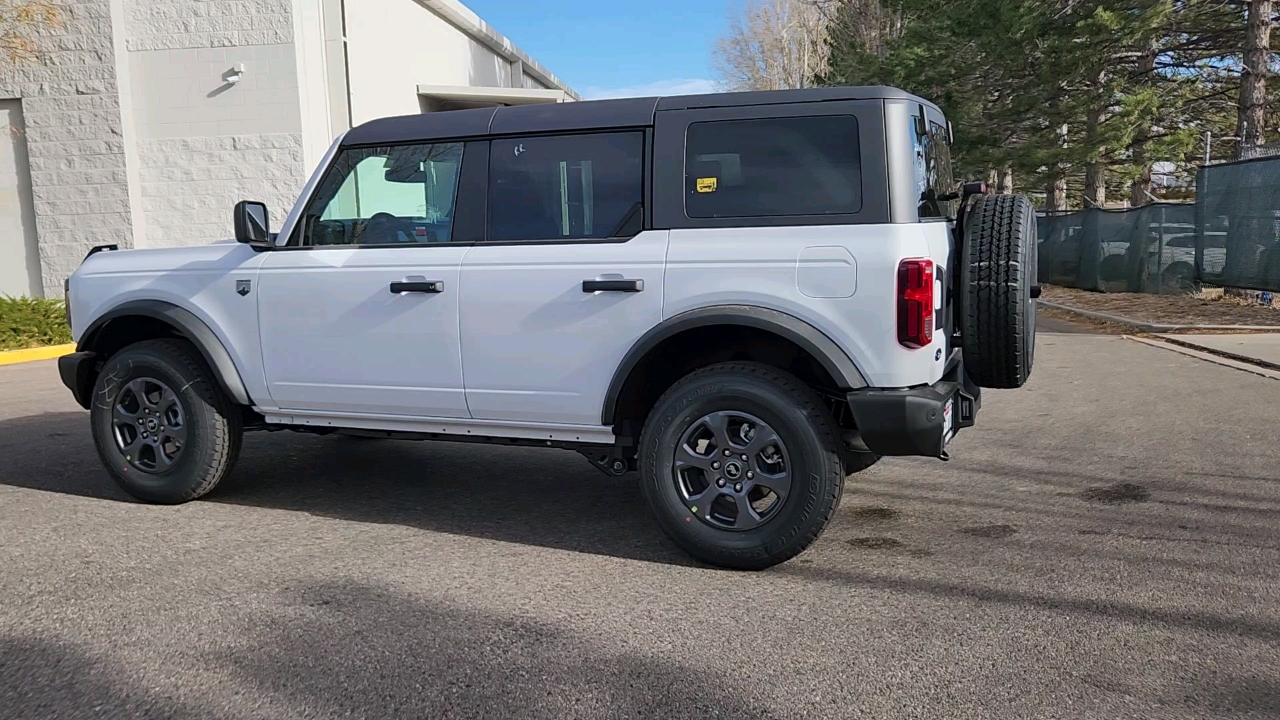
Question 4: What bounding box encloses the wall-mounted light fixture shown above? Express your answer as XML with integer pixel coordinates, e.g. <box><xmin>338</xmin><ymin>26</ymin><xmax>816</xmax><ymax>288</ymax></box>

<box><xmin>223</xmin><ymin>63</ymin><xmax>245</xmax><ymax>84</ymax></box>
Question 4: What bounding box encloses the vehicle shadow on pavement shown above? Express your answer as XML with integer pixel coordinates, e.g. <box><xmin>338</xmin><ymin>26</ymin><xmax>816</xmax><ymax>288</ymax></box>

<box><xmin>0</xmin><ymin>412</ymin><xmax>696</xmax><ymax>567</ymax></box>
<box><xmin>0</xmin><ymin>580</ymin><xmax>781</xmax><ymax>719</ymax></box>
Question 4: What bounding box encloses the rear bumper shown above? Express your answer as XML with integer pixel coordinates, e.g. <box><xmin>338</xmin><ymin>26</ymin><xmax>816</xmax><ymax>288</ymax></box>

<box><xmin>58</xmin><ymin>351</ymin><xmax>96</xmax><ymax>410</ymax></box>
<box><xmin>845</xmin><ymin>350</ymin><xmax>980</xmax><ymax>458</ymax></box>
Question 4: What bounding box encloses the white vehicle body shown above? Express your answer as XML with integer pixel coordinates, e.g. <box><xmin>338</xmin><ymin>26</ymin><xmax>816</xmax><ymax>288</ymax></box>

<box><xmin>65</xmin><ymin>89</ymin><xmax>962</xmax><ymax>448</ymax></box>
<box><xmin>59</xmin><ymin>87</ymin><xmax>1027</xmax><ymax>569</ymax></box>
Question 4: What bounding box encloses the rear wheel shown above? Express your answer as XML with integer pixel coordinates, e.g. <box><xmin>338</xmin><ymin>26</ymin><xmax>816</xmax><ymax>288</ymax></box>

<box><xmin>960</xmin><ymin>193</ymin><xmax>1037</xmax><ymax>389</ymax></box>
<box><xmin>638</xmin><ymin>362</ymin><xmax>844</xmax><ymax>570</ymax></box>
<box><xmin>90</xmin><ymin>339</ymin><xmax>243</xmax><ymax>504</ymax></box>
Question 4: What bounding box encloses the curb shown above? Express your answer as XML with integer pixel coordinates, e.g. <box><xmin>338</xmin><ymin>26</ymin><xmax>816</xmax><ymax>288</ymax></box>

<box><xmin>1124</xmin><ymin>335</ymin><xmax>1280</xmax><ymax>381</ymax></box>
<box><xmin>1038</xmin><ymin>300</ymin><xmax>1280</xmax><ymax>333</ymax></box>
<box><xmin>1154</xmin><ymin>334</ymin><xmax>1280</xmax><ymax>373</ymax></box>
<box><xmin>0</xmin><ymin>343</ymin><xmax>75</xmax><ymax>366</ymax></box>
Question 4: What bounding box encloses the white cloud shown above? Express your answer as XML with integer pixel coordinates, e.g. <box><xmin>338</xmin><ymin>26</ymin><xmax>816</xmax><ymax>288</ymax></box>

<box><xmin>580</xmin><ymin>78</ymin><xmax>720</xmax><ymax>101</ymax></box>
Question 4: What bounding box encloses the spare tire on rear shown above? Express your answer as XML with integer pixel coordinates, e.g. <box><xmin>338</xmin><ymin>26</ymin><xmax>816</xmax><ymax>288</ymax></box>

<box><xmin>959</xmin><ymin>194</ymin><xmax>1037</xmax><ymax>389</ymax></box>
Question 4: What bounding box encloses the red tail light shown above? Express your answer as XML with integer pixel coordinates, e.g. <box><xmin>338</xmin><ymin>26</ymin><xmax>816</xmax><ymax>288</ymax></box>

<box><xmin>897</xmin><ymin>258</ymin><xmax>934</xmax><ymax>349</ymax></box>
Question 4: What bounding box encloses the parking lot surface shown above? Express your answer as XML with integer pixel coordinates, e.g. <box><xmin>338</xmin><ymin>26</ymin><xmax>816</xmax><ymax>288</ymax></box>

<box><xmin>2</xmin><ymin>331</ymin><xmax>1279</xmax><ymax>719</ymax></box>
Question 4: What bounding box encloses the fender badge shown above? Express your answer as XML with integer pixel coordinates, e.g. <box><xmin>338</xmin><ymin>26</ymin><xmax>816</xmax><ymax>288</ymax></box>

<box><xmin>236</xmin><ymin>279</ymin><xmax>251</xmax><ymax>297</ymax></box>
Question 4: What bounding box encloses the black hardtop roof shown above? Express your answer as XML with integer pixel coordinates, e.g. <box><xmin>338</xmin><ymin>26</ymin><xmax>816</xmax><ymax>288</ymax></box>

<box><xmin>340</xmin><ymin>86</ymin><xmax>942</xmax><ymax>147</ymax></box>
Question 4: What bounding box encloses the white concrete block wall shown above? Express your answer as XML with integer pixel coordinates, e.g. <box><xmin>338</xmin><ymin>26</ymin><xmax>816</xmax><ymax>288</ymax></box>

<box><xmin>125</xmin><ymin>0</ymin><xmax>293</xmax><ymax>51</ymax></box>
<box><xmin>139</xmin><ymin>134</ymin><xmax>302</xmax><ymax>246</ymax></box>
<box><xmin>123</xmin><ymin>0</ymin><xmax>305</xmax><ymax>248</ymax></box>
<box><xmin>0</xmin><ymin>0</ymin><xmax>134</xmax><ymax>296</ymax></box>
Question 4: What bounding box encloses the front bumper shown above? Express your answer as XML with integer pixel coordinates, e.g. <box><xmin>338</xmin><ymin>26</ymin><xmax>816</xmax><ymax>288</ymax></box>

<box><xmin>845</xmin><ymin>350</ymin><xmax>980</xmax><ymax>458</ymax></box>
<box><xmin>58</xmin><ymin>351</ymin><xmax>97</xmax><ymax>410</ymax></box>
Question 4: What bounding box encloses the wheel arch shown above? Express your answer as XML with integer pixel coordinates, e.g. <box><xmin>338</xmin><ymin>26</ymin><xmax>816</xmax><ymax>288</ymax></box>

<box><xmin>76</xmin><ymin>300</ymin><xmax>253</xmax><ymax>408</ymax></box>
<box><xmin>602</xmin><ymin>305</ymin><xmax>868</xmax><ymax>429</ymax></box>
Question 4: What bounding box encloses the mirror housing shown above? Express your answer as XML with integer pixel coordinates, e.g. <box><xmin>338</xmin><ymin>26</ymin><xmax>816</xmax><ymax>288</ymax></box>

<box><xmin>234</xmin><ymin>200</ymin><xmax>270</xmax><ymax>246</ymax></box>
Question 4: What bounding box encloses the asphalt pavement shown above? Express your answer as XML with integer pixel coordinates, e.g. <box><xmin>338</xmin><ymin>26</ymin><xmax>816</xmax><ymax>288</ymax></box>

<box><xmin>2</xmin><ymin>329</ymin><xmax>1279</xmax><ymax>719</ymax></box>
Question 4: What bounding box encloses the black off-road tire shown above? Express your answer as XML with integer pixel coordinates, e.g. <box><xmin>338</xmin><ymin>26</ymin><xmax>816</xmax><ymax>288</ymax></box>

<box><xmin>960</xmin><ymin>193</ymin><xmax>1037</xmax><ymax>389</ymax></box>
<box><xmin>638</xmin><ymin>362</ymin><xmax>845</xmax><ymax>570</ymax></box>
<box><xmin>90</xmin><ymin>339</ymin><xmax>243</xmax><ymax>504</ymax></box>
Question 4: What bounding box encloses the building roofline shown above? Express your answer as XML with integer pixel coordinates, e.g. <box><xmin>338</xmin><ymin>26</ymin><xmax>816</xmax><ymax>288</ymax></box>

<box><xmin>415</xmin><ymin>0</ymin><xmax>581</xmax><ymax>100</ymax></box>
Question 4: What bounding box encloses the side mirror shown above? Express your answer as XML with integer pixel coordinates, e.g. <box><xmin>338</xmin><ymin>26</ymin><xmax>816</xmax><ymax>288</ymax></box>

<box><xmin>234</xmin><ymin>201</ymin><xmax>270</xmax><ymax>246</ymax></box>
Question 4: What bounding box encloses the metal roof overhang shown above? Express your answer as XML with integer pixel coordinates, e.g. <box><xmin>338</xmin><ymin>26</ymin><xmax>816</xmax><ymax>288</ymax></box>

<box><xmin>415</xmin><ymin>85</ymin><xmax>568</xmax><ymax>108</ymax></box>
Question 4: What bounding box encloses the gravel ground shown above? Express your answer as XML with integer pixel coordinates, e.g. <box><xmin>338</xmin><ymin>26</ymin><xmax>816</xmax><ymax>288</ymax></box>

<box><xmin>1043</xmin><ymin>284</ymin><xmax>1280</xmax><ymax>326</ymax></box>
<box><xmin>2</xmin><ymin>332</ymin><xmax>1279</xmax><ymax>719</ymax></box>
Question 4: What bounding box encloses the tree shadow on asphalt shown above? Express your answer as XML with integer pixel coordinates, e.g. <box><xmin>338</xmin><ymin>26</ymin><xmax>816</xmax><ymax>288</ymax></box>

<box><xmin>0</xmin><ymin>412</ymin><xmax>695</xmax><ymax>566</ymax></box>
<box><xmin>6</xmin><ymin>412</ymin><xmax>1280</xmax><ymax>659</ymax></box>
<box><xmin>0</xmin><ymin>580</ymin><xmax>781</xmax><ymax>719</ymax></box>
<box><xmin>778</xmin><ymin>562</ymin><xmax>1280</xmax><ymax>645</ymax></box>
<box><xmin>0</xmin><ymin>636</ymin><xmax>202</xmax><ymax>720</ymax></box>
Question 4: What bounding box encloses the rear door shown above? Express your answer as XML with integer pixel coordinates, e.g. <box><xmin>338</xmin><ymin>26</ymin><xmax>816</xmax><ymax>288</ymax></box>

<box><xmin>458</xmin><ymin>131</ymin><xmax>667</xmax><ymax>426</ymax></box>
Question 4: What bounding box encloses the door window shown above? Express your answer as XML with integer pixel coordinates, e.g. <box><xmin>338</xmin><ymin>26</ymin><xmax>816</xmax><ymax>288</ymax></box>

<box><xmin>488</xmin><ymin>132</ymin><xmax>644</xmax><ymax>242</ymax></box>
<box><xmin>297</xmin><ymin>142</ymin><xmax>464</xmax><ymax>246</ymax></box>
<box><xmin>684</xmin><ymin>115</ymin><xmax>862</xmax><ymax>219</ymax></box>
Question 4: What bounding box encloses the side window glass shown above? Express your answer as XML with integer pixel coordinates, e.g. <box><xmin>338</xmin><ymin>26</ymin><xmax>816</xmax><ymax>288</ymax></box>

<box><xmin>299</xmin><ymin>142</ymin><xmax>464</xmax><ymax>246</ymax></box>
<box><xmin>913</xmin><ymin>115</ymin><xmax>957</xmax><ymax>218</ymax></box>
<box><xmin>488</xmin><ymin>132</ymin><xmax>643</xmax><ymax>242</ymax></box>
<box><xmin>685</xmin><ymin>115</ymin><xmax>861</xmax><ymax>218</ymax></box>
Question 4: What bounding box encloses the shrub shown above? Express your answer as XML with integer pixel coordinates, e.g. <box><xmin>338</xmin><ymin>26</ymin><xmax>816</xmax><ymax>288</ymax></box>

<box><xmin>0</xmin><ymin>296</ymin><xmax>72</xmax><ymax>351</ymax></box>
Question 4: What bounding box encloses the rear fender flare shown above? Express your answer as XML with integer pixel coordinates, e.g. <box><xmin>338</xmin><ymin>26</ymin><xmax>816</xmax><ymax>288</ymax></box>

<box><xmin>601</xmin><ymin>305</ymin><xmax>868</xmax><ymax>426</ymax></box>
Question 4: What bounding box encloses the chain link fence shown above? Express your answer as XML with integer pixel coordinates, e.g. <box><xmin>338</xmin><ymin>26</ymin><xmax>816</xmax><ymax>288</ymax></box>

<box><xmin>1036</xmin><ymin>154</ymin><xmax>1280</xmax><ymax>294</ymax></box>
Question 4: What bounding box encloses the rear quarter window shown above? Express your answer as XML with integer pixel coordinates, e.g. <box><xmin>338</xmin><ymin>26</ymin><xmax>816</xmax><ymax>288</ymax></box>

<box><xmin>684</xmin><ymin>115</ymin><xmax>862</xmax><ymax>219</ymax></box>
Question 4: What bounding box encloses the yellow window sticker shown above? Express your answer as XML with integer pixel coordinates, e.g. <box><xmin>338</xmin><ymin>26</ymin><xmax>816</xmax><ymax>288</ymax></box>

<box><xmin>696</xmin><ymin>177</ymin><xmax>718</xmax><ymax>193</ymax></box>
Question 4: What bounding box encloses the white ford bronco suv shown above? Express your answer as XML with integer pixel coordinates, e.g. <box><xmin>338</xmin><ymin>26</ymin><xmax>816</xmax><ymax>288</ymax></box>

<box><xmin>59</xmin><ymin>87</ymin><xmax>1036</xmax><ymax>570</ymax></box>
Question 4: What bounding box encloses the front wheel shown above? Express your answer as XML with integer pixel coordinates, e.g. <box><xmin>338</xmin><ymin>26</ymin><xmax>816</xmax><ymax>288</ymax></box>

<box><xmin>638</xmin><ymin>363</ymin><xmax>845</xmax><ymax>570</ymax></box>
<box><xmin>90</xmin><ymin>339</ymin><xmax>243</xmax><ymax>504</ymax></box>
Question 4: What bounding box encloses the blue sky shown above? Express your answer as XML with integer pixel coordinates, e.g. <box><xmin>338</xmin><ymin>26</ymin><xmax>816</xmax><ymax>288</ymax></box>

<box><xmin>463</xmin><ymin>0</ymin><xmax>731</xmax><ymax>99</ymax></box>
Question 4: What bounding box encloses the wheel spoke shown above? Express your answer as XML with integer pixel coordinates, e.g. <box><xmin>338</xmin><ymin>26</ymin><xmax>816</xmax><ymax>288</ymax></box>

<box><xmin>163</xmin><ymin>422</ymin><xmax>187</xmax><ymax>446</ymax></box>
<box><xmin>752</xmin><ymin>468</ymin><xmax>792</xmax><ymax>502</ymax></box>
<box><xmin>731</xmin><ymin>493</ymin><xmax>765</xmax><ymax>530</ymax></box>
<box><xmin>743</xmin><ymin>425</ymin><xmax>782</xmax><ymax>456</ymax></box>
<box><xmin>153</xmin><ymin>439</ymin><xmax>178</xmax><ymax>469</ymax></box>
<box><xmin>687</xmin><ymin>486</ymin><xmax>721</xmax><ymax>521</ymax></box>
<box><xmin>703</xmin><ymin>412</ymin><xmax>732</xmax><ymax>451</ymax></box>
<box><xmin>113</xmin><ymin>399</ymin><xmax>139</xmax><ymax>425</ymax></box>
<box><xmin>674</xmin><ymin>442</ymin><xmax>713</xmax><ymax>472</ymax></box>
<box><xmin>132</xmin><ymin>379</ymin><xmax>156</xmax><ymax>410</ymax></box>
<box><xmin>116</xmin><ymin>426</ymin><xmax>144</xmax><ymax>456</ymax></box>
<box><xmin>158</xmin><ymin>386</ymin><xmax>180</xmax><ymax>415</ymax></box>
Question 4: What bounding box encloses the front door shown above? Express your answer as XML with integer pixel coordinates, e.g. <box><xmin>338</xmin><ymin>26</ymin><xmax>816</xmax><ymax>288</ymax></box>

<box><xmin>258</xmin><ymin>140</ymin><xmax>473</xmax><ymax>418</ymax></box>
<box><xmin>459</xmin><ymin>131</ymin><xmax>666</xmax><ymax>427</ymax></box>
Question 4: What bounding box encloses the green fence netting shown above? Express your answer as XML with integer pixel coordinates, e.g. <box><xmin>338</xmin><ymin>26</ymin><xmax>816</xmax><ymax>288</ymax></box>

<box><xmin>1038</xmin><ymin>156</ymin><xmax>1280</xmax><ymax>294</ymax></box>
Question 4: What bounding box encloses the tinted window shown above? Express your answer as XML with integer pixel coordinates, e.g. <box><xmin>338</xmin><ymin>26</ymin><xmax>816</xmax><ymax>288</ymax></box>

<box><xmin>911</xmin><ymin>115</ymin><xmax>956</xmax><ymax>218</ymax></box>
<box><xmin>685</xmin><ymin>116</ymin><xmax>861</xmax><ymax>219</ymax></box>
<box><xmin>489</xmin><ymin>132</ymin><xmax>644</xmax><ymax>242</ymax></box>
<box><xmin>297</xmin><ymin>142</ymin><xmax>464</xmax><ymax>246</ymax></box>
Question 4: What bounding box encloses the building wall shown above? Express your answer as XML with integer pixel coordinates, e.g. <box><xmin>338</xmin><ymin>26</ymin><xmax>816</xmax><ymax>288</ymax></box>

<box><xmin>124</xmin><ymin>0</ymin><xmax>305</xmax><ymax>248</ymax></box>
<box><xmin>342</xmin><ymin>0</ymin><xmax>516</xmax><ymax>127</ymax></box>
<box><xmin>0</xmin><ymin>0</ymin><xmax>134</xmax><ymax>297</ymax></box>
<box><xmin>2</xmin><ymin>0</ymin><xmax>573</xmax><ymax>296</ymax></box>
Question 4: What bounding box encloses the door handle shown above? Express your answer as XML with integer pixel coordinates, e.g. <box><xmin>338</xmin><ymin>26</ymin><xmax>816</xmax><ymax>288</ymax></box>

<box><xmin>390</xmin><ymin>281</ymin><xmax>444</xmax><ymax>294</ymax></box>
<box><xmin>582</xmin><ymin>278</ymin><xmax>643</xmax><ymax>293</ymax></box>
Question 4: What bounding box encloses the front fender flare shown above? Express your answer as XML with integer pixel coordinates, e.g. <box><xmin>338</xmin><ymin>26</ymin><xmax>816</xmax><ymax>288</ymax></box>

<box><xmin>601</xmin><ymin>305</ymin><xmax>868</xmax><ymax>426</ymax></box>
<box><xmin>77</xmin><ymin>299</ymin><xmax>253</xmax><ymax>407</ymax></box>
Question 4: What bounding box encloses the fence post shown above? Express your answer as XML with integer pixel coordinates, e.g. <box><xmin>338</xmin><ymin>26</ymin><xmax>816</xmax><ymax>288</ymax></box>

<box><xmin>1156</xmin><ymin>205</ymin><xmax>1166</xmax><ymax>293</ymax></box>
<box><xmin>1195</xmin><ymin>167</ymin><xmax>1206</xmax><ymax>285</ymax></box>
